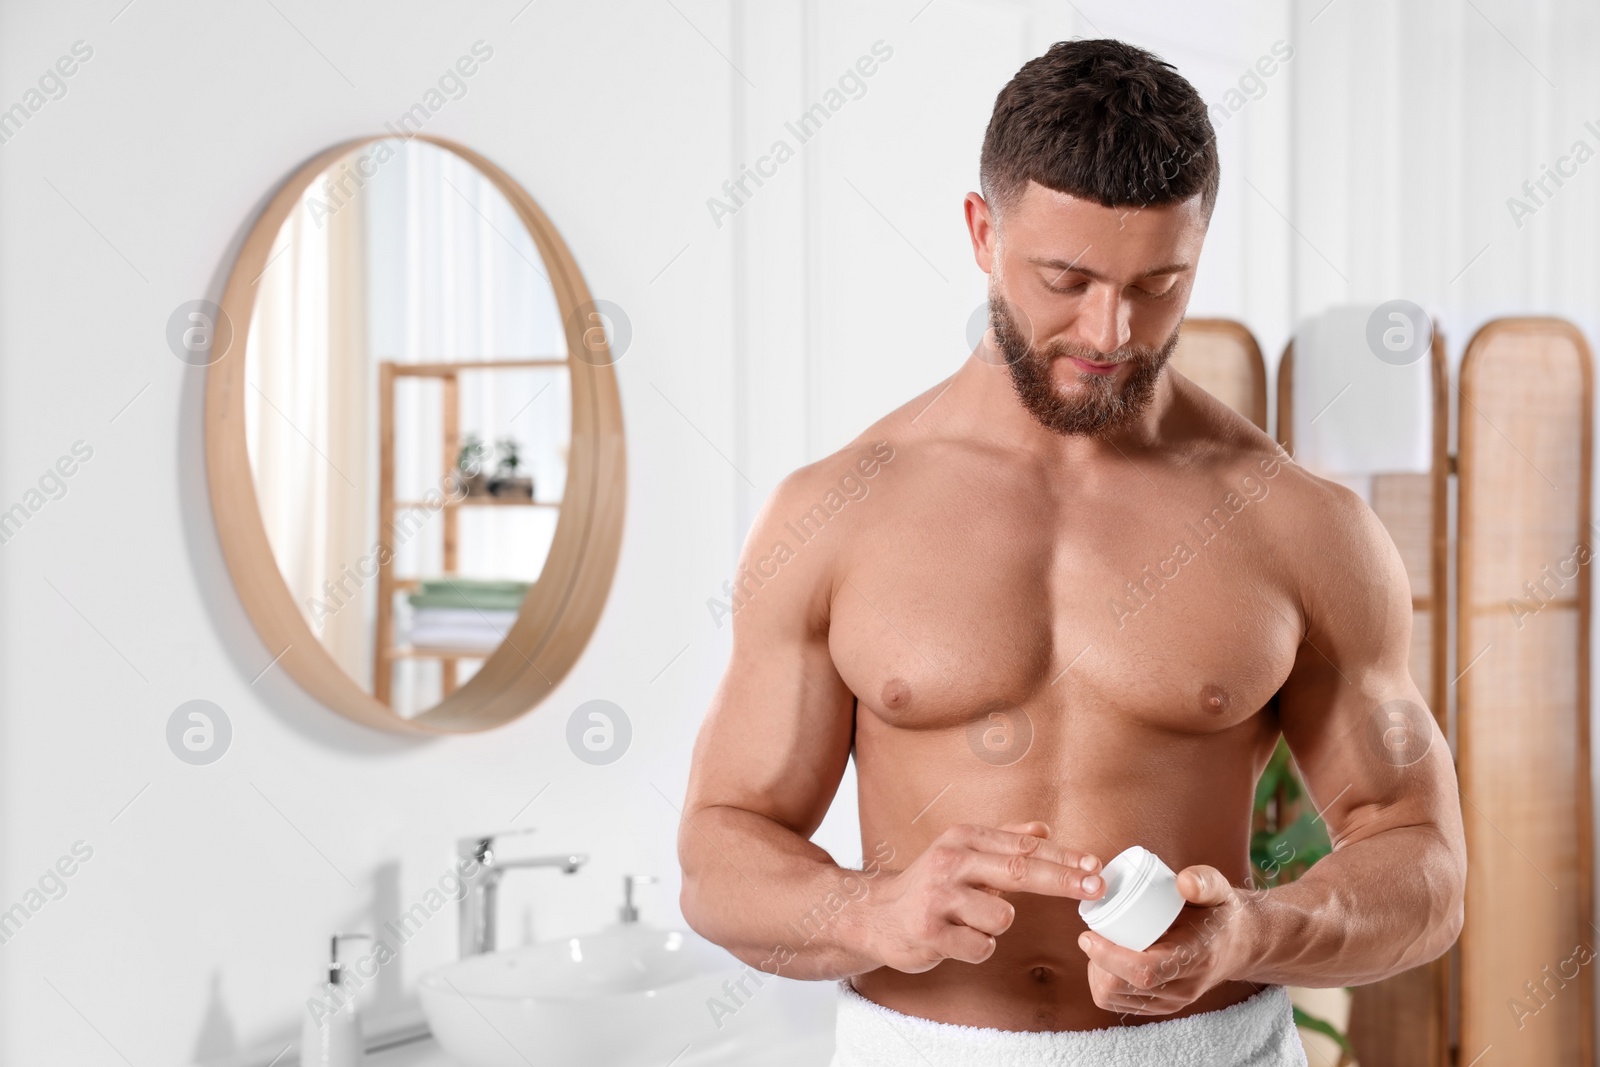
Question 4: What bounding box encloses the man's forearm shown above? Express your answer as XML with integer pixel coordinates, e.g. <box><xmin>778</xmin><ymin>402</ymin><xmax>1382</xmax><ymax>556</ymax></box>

<box><xmin>1233</xmin><ymin>824</ymin><xmax>1465</xmax><ymax>987</ymax></box>
<box><xmin>679</xmin><ymin>804</ymin><xmax>894</xmax><ymax>981</ymax></box>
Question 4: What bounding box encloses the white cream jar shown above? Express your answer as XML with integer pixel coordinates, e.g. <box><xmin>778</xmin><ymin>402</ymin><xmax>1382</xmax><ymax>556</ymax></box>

<box><xmin>1077</xmin><ymin>844</ymin><xmax>1186</xmax><ymax>951</ymax></box>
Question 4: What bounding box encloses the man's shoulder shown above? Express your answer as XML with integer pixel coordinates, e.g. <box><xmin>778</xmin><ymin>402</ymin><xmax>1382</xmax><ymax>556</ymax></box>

<box><xmin>767</xmin><ymin>378</ymin><xmax>961</xmax><ymax>509</ymax></box>
<box><xmin>768</xmin><ymin>435</ymin><xmax>903</xmax><ymax>513</ymax></box>
<box><xmin>731</xmin><ymin>432</ymin><xmax>907</xmax><ymax>633</ymax></box>
<box><xmin>745</xmin><ymin>430</ymin><xmax>906</xmax><ymax>579</ymax></box>
<box><xmin>1220</xmin><ymin>440</ymin><xmax>1406</xmax><ymax>637</ymax></box>
<box><xmin>1204</xmin><ymin>434</ymin><xmax>1381</xmax><ymax>558</ymax></box>
<box><xmin>1170</xmin><ymin>401</ymin><xmax>1407</xmax><ymax>650</ymax></box>
<box><xmin>1166</xmin><ymin>377</ymin><xmax>1389</xmax><ymax>575</ymax></box>
<box><xmin>1167</xmin><ymin>374</ymin><xmax>1356</xmax><ymax>515</ymax></box>
<box><xmin>1242</xmin><ymin>444</ymin><xmax>1381</xmax><ymax>548</ymax></box>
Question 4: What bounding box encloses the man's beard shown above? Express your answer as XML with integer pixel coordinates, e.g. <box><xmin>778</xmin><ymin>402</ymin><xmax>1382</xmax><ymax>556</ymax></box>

<box><xmin>988</xmin><ymin>287</ymin><xmax>1181</xmax><ymax>438</ymax></box>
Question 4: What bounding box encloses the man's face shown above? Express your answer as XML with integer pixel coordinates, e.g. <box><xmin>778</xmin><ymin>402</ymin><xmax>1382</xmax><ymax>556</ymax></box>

<box><xmin>969</xmin><ymin>181</ymin><xmax>1208</xmax><ymax>437</ymax></box>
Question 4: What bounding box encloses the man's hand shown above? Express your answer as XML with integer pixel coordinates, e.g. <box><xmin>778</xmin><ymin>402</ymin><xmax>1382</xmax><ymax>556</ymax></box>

<box><xmin>865</xmin><ymin>821</ymin><xmax>1105</xmax><ymax>974</ymax></box>
<box><xmin>1079</xmin><ymin>864</ymin><xmax>1253</xmax><ymax>1016</ymax></box>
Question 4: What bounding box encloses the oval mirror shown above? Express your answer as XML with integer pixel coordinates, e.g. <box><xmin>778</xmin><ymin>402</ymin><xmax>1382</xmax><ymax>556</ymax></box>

<box><xmin>206</xmin><ymin>135</ymin><xmax>625</xmax><ymax>733</ymax></box>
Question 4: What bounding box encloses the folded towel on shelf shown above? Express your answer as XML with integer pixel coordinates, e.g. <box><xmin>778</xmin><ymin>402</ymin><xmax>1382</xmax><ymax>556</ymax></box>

<box><xmin>407</xmin><ymin>578</ymin><xmax>531</xmax><ymax>613</ymax></box>
<box><xmin>414</xmin><ymin>578</ymin><xmax>528</xmax><ymax>595</ymax></box>
<box><xmin>407</xmin><ymin>606</ymin><xmax>519</xmax><ymax>652</ymax></box>
<box><xmin>408</xmin><ymin>607</ymin><xmax>519</xmax><ymax>627</ymax></box>
<box><xmin>1290</xmin><ymin>304</ymin><xmax>1432</xmax><ymax>481</ymax></box>
<box><xmin>405</xmin><ymin>632</ymin><xmax>505</xmax><ymax>653</ymax></box>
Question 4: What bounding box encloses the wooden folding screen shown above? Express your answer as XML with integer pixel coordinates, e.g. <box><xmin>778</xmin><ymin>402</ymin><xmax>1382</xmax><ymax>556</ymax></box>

<box><xmin>1183</xmin><ymin>316</ymin><xmax>1594</xmax><ymax>1065</ymax></box>
<box><xmin>1456</xmin><ymin>317</ymin><xmax>1594</xmax><ymax>1066</ymax></box>
<box><xmin>1278</xmin><ymin>327</ymin><xmax>1452</xmax><ymax>1067</ymax></box>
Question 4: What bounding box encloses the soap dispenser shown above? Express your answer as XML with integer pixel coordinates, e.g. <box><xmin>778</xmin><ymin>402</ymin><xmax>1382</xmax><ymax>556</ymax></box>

<box><xmin>618</xmin><ymin>874</ymin><xmax>657</xmax><ymax>924</ymax></box>
<box><xmin>300</xmin><ymin>932</ymin><xmax>370</xmax><ymax>1067</ymax></box>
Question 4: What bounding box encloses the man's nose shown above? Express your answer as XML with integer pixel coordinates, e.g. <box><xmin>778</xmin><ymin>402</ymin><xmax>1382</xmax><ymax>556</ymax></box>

<box><xmin>1076</xmin><ymin>287</ymin><xmax>1131</xmax><ymax>356</ymax></box>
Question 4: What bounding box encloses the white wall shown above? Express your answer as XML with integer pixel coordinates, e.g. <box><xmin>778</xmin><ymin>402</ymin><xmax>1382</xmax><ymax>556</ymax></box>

<box><xmin>0</xmin><ymin>2</ymin><xmax>735</xmax><ymax>1063</ymax></box>
<box><xmin>1</xmin><ymin>0</ymin><xmax>1591</xmax><ymax>1064</ymax></box>
<box><xmin>1287</xmin><ymin>0</ymin><xmax>1600</xmax><ymax>352</ymax></box>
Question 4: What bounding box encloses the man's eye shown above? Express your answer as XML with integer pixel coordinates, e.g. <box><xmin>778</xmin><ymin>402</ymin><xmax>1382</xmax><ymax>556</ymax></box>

<box><xmin>1044</xmin><ymin>278</ymin><xmax>1087</xmax><ymax>294</ymax></box>
<box><xmin>1135</xmin><ymin>280</ymin><xmax>1177</xmax><ymax>297</ymax></box>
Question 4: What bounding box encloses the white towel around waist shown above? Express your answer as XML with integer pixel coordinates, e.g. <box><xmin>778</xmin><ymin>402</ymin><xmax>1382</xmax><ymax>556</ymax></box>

<box><xmin>829</xmin><ymin>979</ymin><xmax>1307</xmax><ymax>1067</ymax></box>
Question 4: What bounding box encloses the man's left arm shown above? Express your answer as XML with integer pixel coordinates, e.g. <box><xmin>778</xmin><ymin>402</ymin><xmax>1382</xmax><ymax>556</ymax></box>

<box><xmin>1080</xmin><ymin>481</ymin><xmax>1467</xmax><ymax>1012</ymax></box>
<box><xmin>1229</xmin><ymin>486</ymin><xmax>1467</xmax><ymax>986</ymax></box>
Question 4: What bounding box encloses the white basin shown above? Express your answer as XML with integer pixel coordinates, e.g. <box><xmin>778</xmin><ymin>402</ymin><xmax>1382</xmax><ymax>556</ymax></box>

<box><xmin>418</xmin><ymin>925</ymin><xmax>834</xmax><ymax>1067</ymax></box>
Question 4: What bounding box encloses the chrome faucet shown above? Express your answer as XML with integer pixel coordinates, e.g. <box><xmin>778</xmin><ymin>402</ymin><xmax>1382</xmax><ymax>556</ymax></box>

<box><xmin>457</xmin><ymin>830</ymin><xmax>588</xmax><ymax>956</ymax></box>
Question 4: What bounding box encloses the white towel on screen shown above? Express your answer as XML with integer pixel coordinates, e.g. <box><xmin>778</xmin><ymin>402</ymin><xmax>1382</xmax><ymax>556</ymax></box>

<box><xmin>1290</xmin><ymin>303</ymin><xmax>1432</xmax><ymax>479</ymax></box>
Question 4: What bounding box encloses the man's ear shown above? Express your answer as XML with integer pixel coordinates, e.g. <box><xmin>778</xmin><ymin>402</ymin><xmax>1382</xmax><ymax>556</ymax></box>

<box><xmin>964</xmin><ymin>191</ymin><xmax>998</xmax><ymax>274</ymax></box>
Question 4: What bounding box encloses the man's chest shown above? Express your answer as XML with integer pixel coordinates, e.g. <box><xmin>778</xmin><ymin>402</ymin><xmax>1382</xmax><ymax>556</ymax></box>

<box><xmin>826</xmin><ymin>481</ymin><xmax>1302</xmax><ymax>738</ymax></box>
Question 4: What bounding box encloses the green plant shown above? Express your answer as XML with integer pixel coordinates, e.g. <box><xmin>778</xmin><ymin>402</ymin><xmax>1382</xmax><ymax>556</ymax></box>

<box><xmin>1253</xmin><ymin>735</ymin><xmax>1354</xmax><ymax>1060</ymax></box>
<box><xmin>457</xmin><ymin>433</ymin><xmax>488</xmax><ymax>476</ymax></box>
<box><xmin>1250</xmin><ymin>736</ymin><xmax>1333</xmax><ymax>885</ymax></box>
<box><xmin>493</xmin><ymin>435</ymin><xmax>522</xmax><ymax>477</ymax></box>
<box><xmin>1293</xmin><ymin>1006</ymin><xmax>1352</xmax><ymax>1055</ymax></box>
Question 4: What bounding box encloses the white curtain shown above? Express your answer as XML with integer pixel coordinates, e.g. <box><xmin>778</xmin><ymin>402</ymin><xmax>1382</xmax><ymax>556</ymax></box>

<box><xmin>244</xmin><ymin>178</ymin><xmax>371</xmax><ymax>684</ymax></box>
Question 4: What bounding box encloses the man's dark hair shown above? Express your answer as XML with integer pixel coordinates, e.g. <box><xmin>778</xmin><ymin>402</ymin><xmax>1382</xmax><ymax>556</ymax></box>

<box><xmin>979</xmin><ymin>39</ymin><xmax>1218</xmax><ymax>222</ymax></box>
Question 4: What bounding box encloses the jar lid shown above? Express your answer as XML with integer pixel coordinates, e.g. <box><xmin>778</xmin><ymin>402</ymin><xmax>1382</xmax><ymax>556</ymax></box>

<box><xmin>1080</xmin><ymin>845</ymin><xmax>1158</xmax><ymax>928</ymax></box>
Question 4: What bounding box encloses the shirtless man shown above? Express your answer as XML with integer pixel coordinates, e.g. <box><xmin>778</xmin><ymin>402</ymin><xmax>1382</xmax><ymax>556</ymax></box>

<box><xmin>678</xmin><ymin>39</ymin><xmax>1466</xmax><ymax>1064</ymax></box>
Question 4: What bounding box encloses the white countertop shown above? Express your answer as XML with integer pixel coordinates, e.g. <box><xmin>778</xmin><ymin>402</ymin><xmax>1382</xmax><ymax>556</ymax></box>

<box><xmin>366</xmin><ymin>1038</ymin><xmax>456</xmax><ymax>1067</ymax></box>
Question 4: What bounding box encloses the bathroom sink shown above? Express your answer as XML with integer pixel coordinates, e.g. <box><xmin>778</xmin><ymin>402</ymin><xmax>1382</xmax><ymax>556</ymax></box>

<box><xmin>418</xmin><ymin>924</ymin><xmax>834</xmax><ymax>1067</ymax></box>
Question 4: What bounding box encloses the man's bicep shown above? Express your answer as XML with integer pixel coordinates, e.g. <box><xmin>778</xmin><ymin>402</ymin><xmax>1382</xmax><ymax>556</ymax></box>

<box><xmin>1275</xmin><ymin>491</ymin><xmax>1458</xmax><ymax>847</ymax></box>
<box><xmin>684</xmin><ymin>472</ymin><xmax>858</xmax><ymax>838</ymax></box>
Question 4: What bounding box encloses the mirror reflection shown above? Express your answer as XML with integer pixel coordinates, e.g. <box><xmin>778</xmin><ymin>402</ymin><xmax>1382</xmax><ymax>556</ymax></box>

<box><xmin>243</xmin><ymin>137</ymin><xmax>571</xmax><ymax>718</ymax></box>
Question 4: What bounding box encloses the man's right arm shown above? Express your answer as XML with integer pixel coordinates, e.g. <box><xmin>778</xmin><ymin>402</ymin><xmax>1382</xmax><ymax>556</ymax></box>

<box><xmin>678</xmin><ymin>454</ymin><xmax>1106</xmax><ymax>981</ymax></box>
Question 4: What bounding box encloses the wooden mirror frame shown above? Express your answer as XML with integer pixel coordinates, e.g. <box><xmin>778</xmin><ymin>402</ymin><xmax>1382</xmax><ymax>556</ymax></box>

<box><xmin>206</xmin><ymin>134</ymin><xmax>626</xmax><ymax>734</ymax></box>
